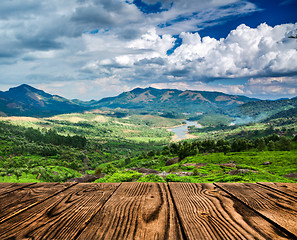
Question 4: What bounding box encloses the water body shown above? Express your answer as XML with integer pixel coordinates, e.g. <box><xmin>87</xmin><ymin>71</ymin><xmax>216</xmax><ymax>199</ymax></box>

<box><xmin>170</xmin><ymin>120</ymin><xmax>202</xmax><ymax>140</ymax></box>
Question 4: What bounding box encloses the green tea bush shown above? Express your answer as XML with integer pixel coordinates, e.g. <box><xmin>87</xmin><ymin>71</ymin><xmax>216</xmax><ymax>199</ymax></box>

<box><xmin>192</xmin><ymin>168</ymin><xmax>200</xmax><ymax>176</ymax></box>
<box><xmin>99</xmin><ymin>163</ymin><xmax>117</xmax><ymax>174</ymax></box>
<box><xmin>165</xmin><ymin>174</ymin><xmax>193</xmax><ymax>182</ymax></box>
<box><xmin>95</xmin><ymin>170</ymin><xmax>142</xmax><ymax>183</ymax></box>
<box><xmin>137</xmin><ymin>174</ymin><xmax>165</xmax><ymax>182</ymax></box>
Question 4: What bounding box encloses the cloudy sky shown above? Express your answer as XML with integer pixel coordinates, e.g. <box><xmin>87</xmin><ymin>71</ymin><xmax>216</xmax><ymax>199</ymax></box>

<box><xmin>0</xmin><ymin>0</ymin><xmax>297</xmax><ymax>100</ymax></box>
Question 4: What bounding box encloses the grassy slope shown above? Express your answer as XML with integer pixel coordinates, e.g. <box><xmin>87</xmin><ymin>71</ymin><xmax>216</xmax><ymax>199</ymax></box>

<box><xmin>0</xmin><ymin>113</ymin><xmax>180</xmax><ymax>182</ymax></box>
<box><xmin>99</xmin><ymin>150</ymin><xmax>296</xmax><ymax>183</ymax></box>
<box><xmin>178</xmin><ymin>151</ymin><xmax>297</xmax><ymax>183</ymax></box>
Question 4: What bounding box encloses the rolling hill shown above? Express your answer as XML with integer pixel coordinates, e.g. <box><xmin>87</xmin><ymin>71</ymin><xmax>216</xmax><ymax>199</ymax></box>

<box><xmin>239</xmin><ymin>97</ymin><xmax>297</xmax><ymax>118</ymax></box>
<box><xmin>265</xmin><ymin>107</ymin><xmax>297</xmax><ymax>121</ymax></box>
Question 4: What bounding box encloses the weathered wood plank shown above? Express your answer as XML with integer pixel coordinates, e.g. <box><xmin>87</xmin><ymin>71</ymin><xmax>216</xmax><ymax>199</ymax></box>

<box><xmin>216</xmin><ymin>183</ymin><xmax>297</xmax><ymax>238</ymax></box>
<box><xmin>0</xmin><ymin>183</ymin><xmax>14</xmax><ymax>189</ymax></box>
<box><xmin>257</xmin><ymin>182</ymin><xmax>297</xmax><ymax>198</ymax></box>
<box><xmin>77</xmin><ymin>182</ymin><xmax>183</xmax><ymax>240</ymax></box>
<box><xmin>0</xmin><ymin>183</ymin><xmax>120</xmax><ymax>240</ymax></box>
<box><xmin>0</xmin><ymin>182</ymin><xmax>74</xmax><ymax>223</ymax></box>
<box><xmin>0</xmin><ymin>182</ymin><xmax>36</xmax><ymax>195</ymax></box>
<box><xmin>169</xmin><ymin>182</ymin><xmax>292</xmax><ymax>240</ymax></box>
<box><xmin>0</xmin><ymin>183</ymin><xmax>15</xmax><ymax>195</ymax></box>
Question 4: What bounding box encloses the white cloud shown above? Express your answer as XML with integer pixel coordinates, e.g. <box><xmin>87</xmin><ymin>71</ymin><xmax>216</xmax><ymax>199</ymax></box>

<box><xmin>95</xmin><ymin>22</ymin><xmax>297</xmax><ymax>86</ymax></box>
<box><xmin>164</xmin><ymin>23</ymin><xmax>297</xmax><ymax>80</ymax></box>
<box><xmin>35</xmin><ymin>77</ymin><xmax>134</xmax><ymax>100</ymax></box>
<box><xmin>150</xmin><ymin>76</ymin><xmax>297</xmax><ymax>99</ymax></box>
<box><xmin>128</xmin><ymin>28</ymin><xmax>174</xmax><ymax>54</ymax></box>
<box><xmin>148</xmin><ymin>80</ymin><xmax>244</xmax><ymax>94</ymax></box>
<box><xmin>153</xmin><ymin>0</ymin><xmax>259</xmax><ymax>35</ymax></box>
<box><xmin>244</xmin><ymin>77</ymin><xmax>297</xmax><ymax>97</ymax></box>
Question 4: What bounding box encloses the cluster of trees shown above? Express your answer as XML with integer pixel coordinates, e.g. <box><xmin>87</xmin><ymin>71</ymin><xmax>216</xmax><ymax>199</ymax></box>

<box><xmin>23</xmin><ymin>128</ymin><xmax>87</xmax><ymax>149</ymax></box>
<box><xmin>0</xmin><ymin>121</ymin><xmax>87</xmax><ymax>149</ymax></box>
<box><xmin>11</xmin><ymin>142</ymin><xmax>59</xmax><ymax>156</ymax></box>
<box><xmin>160</xmin><ymin>134</ymin><xmax>297</xmax><ymax>160</ymax></box>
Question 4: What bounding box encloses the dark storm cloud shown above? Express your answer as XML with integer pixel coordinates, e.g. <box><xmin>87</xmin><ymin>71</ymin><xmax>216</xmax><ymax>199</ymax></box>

<box><xmin>71</xmin><ymin>5</ymin><xmax>115</xmax><ymax>26</ymax></box>
<box><xmin>18</xmin><ymin>37</ymin><xmax>64</xmax><ymax>51</ymax></box>
<box><xmin>0</xmin><ymin>0</ymin><xmax>43</xmax><ymax>20</ymax></box>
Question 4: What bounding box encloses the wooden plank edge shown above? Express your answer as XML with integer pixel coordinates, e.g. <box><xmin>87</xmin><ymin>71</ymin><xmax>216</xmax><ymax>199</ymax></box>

<box><xmin>256</xmin><ymin>182</ymin><xmax>297</xmax><ymax>199</ymax></box>
<box><xmin>214</xmin><ymin>182</ymin><xmax>297</xmax><ymax>239</ymax></box>
<box><xmin>0</xmin><ymin>182</ymin><xmax>78</xmax><ymax>224</ymax></box>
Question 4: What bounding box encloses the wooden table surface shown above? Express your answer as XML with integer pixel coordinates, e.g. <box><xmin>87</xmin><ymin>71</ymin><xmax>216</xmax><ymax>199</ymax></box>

<box><xmin>0</xmin><ymin>182</ymin><xmax>296</xmax><ymax>239</ymax></box>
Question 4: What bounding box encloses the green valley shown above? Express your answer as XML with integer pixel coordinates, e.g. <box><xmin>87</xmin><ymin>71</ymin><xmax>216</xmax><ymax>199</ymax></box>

<box><xmin>0</xmin><ymin>109</ymin><xmax>296</xmax><ymax>184</ymax></box>
<box><xmin>0</xmin><ymin>85</ymin><xmax>296</xmax><ymax>184</ymax></box>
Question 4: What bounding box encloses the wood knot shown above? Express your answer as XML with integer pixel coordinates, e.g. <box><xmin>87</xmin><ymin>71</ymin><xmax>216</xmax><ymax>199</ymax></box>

<box><xmin>200</xmin><ymin>212</ymin><xmax>212</xmax><ymax>220</ymax></box>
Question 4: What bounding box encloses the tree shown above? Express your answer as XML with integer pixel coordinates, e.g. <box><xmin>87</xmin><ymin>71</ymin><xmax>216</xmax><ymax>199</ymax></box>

<box><xmin>256</xmin><ymin>138</ymin><xmax>266</xmax><ymax>151</ymax></box>
<box><xmin>267</xmin><ymin>140</ymin><xmax>275</xmax><ymax>151</ymax></box>
<box><xmin>277</xmin><ymin>136</ymin><xmax>291</xmax><ymax>151</ymax></box>
<box><xmin>216</xmin><ymin>139</ymin><xmax>231</xmax><ymax>155</ymax></box>
<box><xmin>14</xmin><ymin>169</ymin><xmax>22</xmax><ymax>182</ymax></box>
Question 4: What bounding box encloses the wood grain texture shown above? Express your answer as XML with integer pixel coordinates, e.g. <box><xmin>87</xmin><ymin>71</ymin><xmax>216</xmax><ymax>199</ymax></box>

<box><xmin>257</xmin><ymin>182</ymin><xmax>297</xmax><ymax>198</ymax></box>
<box><xmin>77</xmin><ymin>182</ymin><xmax>183</xmax><ymax>240</ymax></box>
<box><xmin>0</xmin><ymin>183</ymin><xmax>120</xmax><ymax>240</ymax></box>
<box><xmin>216</xmin><ymin>182</ymin><xmax>297</xmax><ymax>238</ymax></box>
<box><xmin>0</xmin><ymin>182</ymin><xmax>36</xmax><ymax>195</ymax></box>
<box><xmin>169</xmin><ymin>182</ymin><xmax>292</xmax><ymax>240</ymax></box>
<box><xmin>0</xmin><ymin>182</ymin><xmax>74</xmax><ymax>223</ymax></box>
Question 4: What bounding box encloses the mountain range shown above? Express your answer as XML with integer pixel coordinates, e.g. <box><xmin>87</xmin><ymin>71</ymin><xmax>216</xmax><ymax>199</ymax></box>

<box><xmin>0</xmin><ymin>84</ymin><xmax>296</xmax><ymax>121</ymax></box>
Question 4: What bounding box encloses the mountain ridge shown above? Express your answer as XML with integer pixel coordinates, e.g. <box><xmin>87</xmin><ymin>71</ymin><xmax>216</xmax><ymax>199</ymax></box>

<box><xmin>91</xmin><ymin>87</ymin><xmax>259</xmax><ymax>118</ymax></box>
<box><xmin>1</xmin><ymin>84</ymin><xmax>296</xmax><ymax>120</ymax></box>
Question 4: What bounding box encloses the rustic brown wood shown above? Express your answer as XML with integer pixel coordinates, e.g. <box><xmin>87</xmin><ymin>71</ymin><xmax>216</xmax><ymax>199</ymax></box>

<box><xmin>0</xmin><ymin>182</ymin><xmax>36</xmax><ymax>195</ymax></box>
<box><xmin>0</xmin><ymin>183</ymin><xmax>120</xmax><ymax>240</ymax></box>
<box><xmin>0</xmin><ymin>182</ymin><xmax>296</xmax><ymax>239</ymax></box>
<box><xmin>257</xmin><ymin>182</ymin><xmax>297</xmax><ymax>198</ymax></box>
<box><xmin>77</xmin><ymin>182</ymin><xmax>183</xmax><ymax>240</ymax></box>
<box><xmin>216</xmin><ymin>182</ymin><xmax>297</xmax><ymax>238</ymax></box>
<box><xmin>0</xmin><ymin>182</ymin><xmax>74</xmax><ymax>223</ymax></box>
<box><xmin>169</xmin><ymin>182</ymin><xmax>292</xmax><ymax>240</ymax></box>
<box><xmin>0</xmin><ymin>183</ymin><xmax>15</xmax><ymax>195</ymax></box>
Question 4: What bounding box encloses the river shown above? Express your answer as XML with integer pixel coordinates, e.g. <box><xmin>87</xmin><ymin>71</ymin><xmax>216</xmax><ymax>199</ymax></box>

<box><xmin>169</xmin><ymin>120</ymin><xmax>202</xmax><ymax>140</ymax></box>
